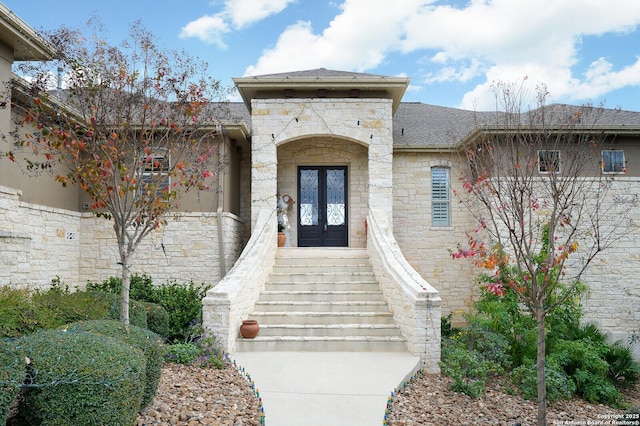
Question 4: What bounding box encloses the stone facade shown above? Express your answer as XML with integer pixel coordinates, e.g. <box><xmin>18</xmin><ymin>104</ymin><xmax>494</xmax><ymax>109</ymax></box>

<box><xmin>0</xmin><ymin>185</ymin><xmax>245</xmax><ymax>289</ymax></box>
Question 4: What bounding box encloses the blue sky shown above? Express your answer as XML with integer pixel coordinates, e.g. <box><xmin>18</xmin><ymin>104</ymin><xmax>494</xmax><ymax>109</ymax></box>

<box><xmin>6</xmin><ymin>0</ymin><xmax>640</xmax><ymax>111</ymax></box>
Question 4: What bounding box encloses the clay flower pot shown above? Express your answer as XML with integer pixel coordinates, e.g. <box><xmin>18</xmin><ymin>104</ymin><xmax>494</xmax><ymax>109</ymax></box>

<box><xmin>240</xmin><ymin>320</ymin><xmax>259</xmax><ymax>339</ymax></box>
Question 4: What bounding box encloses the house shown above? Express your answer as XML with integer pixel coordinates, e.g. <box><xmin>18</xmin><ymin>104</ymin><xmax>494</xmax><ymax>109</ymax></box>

<box><xmin>1</xmin><ymin>6</ymin><xmax>639</xmax><ymax>371</ymax></box>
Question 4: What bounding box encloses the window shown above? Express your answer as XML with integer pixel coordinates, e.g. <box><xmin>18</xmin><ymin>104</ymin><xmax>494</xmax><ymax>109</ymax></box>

<box><xmin>602</xmin><ymin>150</ymin><xmax>625</xmax><ymax>173</ymax></box>
<box><xmin>140</xmin><ymin>149</ymin><xmax>170</xmax><ymax>194</ymax></box>
<box><xmin>538</xmin><ymin>150</ymin><xmax>561</xmax><ymax>173</ymax></box>
<box><xmin>431</xmin><ymin>167</ymin><xmax>450</xmax><ymax>227</ymax></box>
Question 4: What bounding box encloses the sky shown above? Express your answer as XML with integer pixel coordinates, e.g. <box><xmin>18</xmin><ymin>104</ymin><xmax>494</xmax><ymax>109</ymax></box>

<box><xmin>5</xmin><ymin>0</ymin><xmax>640</xmax><ymax>111</ymax></box>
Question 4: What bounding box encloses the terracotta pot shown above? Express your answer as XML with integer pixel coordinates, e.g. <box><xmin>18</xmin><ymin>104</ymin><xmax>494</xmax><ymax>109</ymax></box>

<box><xmin>278</xmin><ymin>232</ymin><xmax>286</xmax><ymax>247</ymax></box>
<box><xmin>240</xmin><ymin>320</ymin><xmax>259</xmax><ymax>339</ymax></box>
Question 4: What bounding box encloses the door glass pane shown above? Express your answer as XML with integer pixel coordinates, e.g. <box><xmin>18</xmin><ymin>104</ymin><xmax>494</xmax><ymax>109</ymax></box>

<box><xmin>300</xmin><ymin>169</ymin><xmax>319</xmax><ymax>226</ymax></box>
<box><xmin>326</xmin><ymin>169</ymin><xmax>345</xmax><ymax>226</ymax></box>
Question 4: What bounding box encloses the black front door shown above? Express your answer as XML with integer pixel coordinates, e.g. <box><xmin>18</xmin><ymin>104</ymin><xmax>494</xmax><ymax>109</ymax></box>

<box><xmin>298</xmin><ymin>166</ymin><xmax>348</xmax><ymax>247</ymax></box>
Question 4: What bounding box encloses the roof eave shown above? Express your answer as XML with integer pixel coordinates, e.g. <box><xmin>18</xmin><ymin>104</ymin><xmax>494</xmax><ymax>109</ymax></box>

<box><xmin>0</xmin><ymin>4</ymin><xmax>57</xmax><ymax>61</ymax></box>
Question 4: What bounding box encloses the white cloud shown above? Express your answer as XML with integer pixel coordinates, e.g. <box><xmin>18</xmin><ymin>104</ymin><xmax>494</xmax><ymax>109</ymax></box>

<box><xmin>180</xmin><ymin>0</ymin><xmax>296</xmax><ymax>46</ymax></box>
<box><xmin>243</xmin><ymin>0</ymin><xmax>640</xmax><ymax>109</ymax></box>
<box><xmin>245</xmin><ymin>0</ymin><xmax>422</xmax><ymax>75</ymax></box>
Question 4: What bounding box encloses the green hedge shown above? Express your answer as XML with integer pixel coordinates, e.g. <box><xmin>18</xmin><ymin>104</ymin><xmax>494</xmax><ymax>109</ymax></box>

<box><xmin>13</xmin><ymin>329</ymin><xmax>145</xmax><ymax>426</ymax></box>
<box><xmin>63</xmin><ymin>320</ymin><xmax>163</xmax><ymax>409</ymax></box>
<box><xmin>0</xmin><ymin>340</ymin><xmax>24</xmax><ymax>424</ymax></box>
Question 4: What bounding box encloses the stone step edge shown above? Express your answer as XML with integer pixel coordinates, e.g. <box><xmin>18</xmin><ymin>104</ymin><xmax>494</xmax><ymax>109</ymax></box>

<box><xmin>250</xmin><ymin>311</ymin><xmax>394</xmax><ymax>316</ymax></box>
<box><xmin>238</xmin><ymin>336</ymin><xmax>406</xmax><ymax>342</ymax></box>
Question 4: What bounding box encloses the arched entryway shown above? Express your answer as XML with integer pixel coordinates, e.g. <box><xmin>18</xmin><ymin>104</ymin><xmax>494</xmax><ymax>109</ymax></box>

<box><xmin>276</xmin><ymin>136</ymin><xmax>369</xmax><ymax>248</ymax></box>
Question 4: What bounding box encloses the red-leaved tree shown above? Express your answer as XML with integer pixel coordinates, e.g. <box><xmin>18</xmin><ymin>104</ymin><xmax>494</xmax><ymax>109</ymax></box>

<box><xmin>6</xmin><ymin>20</ymin><xmax>231</xmax><ymax>324</ymax></box>
<box><xmin>452</xmin><ymin>79</ymin><xmax>632</xmax><ymax>425</ymax></box>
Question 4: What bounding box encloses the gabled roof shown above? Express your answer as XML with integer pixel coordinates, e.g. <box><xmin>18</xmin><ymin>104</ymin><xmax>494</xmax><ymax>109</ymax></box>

<box><xmin>0</xmin><ymin>4</ymin><xmax>56</xmax><ymax>61</ymax></box>
<box><xmin>234</xmin><ymin>68</ymin><xmax>409</xmax><ymax>114</ymax></box>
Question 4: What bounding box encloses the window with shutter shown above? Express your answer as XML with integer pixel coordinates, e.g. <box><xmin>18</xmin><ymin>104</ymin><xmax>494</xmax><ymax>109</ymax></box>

<box><xmin>431</xmin><ymin>167</ymin><xmax>450</xmax><ymax>227</ymax></box>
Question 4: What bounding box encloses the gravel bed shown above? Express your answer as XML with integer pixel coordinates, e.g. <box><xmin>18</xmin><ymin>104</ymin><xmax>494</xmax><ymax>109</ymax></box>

<box><xmin>385</xmin><ymin>373</ymin><xmax>640</xmax><ymax>426</ymax></box>
<box><xmin>138</xmin><ymin>363</ymin><xmax>639</xmax><ymax>426</ymax></box>
<box><xmin>136</xmin><ymin>362</ymin><xmax>263</xmax><ymax>426</ymax></box>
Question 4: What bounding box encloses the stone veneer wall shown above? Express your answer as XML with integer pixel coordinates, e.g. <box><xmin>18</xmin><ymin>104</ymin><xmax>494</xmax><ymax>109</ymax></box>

<box><xmin>0</xmin><ymin>185</ymin><xmax>244</xmax><ymax>289</ymax></box>
<box><xmin>392</xmin><ymin>155</ymin><xmax>640</xmax><ymax>355</ymax></box>
<box><xmin>250</xmin><ymin>98</ymin><xmax>394</xmax><ymax>229</ymax></box>
<box><xmin>392</xmin><ymin>152</ymin><xmax>480</xmax><ymax>324</ymax></box>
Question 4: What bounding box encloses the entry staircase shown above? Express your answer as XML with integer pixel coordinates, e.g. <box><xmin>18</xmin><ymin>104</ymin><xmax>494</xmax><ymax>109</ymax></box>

<box><xmin>236</xmin><ymin>248</ymin><xmax>407</xmax><ymax>352</ymax></box>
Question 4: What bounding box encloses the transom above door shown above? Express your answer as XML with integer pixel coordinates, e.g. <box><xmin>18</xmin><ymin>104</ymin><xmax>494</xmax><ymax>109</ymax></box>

<box><xmin>297</xmin><ymin>166</ymin><xmax>348</xmax><ymax>247</ymax></box>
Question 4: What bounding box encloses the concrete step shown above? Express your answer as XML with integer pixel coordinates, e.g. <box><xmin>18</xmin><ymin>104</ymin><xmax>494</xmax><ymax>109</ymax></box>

<box><xmin>258</xmin><ymin>290</ymin><xmax>385</xmax><ymax>302</ymax></box>
<box><xmin>265</xmin><ymin>281</ymin><xmax>381</xmax><ymax>291</ymax></box>
<box><xmin>253</xmin><ymin>300</ymin><xmax>390</xmax><ymax>313</ymax></box>
<box><xmin>268</xmin><ymin>271</ymin><xmax>377</xmax><ymax>283</ymax></box>
<box><xmin>248</xmin><ymin>311</ymin><xmax>397</xmax><ymax>325</ymax></box>
<box><xmin>255</xmin><ymin>323</ymin><xmax>402</xmax><ymax>337</ymax></box>
<box><xmin>237</xmin><ymin>248</ymin><xmax>407</xmax><ymax>353</ymax></box>
<box><xmin>236</xmin><ymin>335</ymin><xmax>408</xmax><ymax>352</ymax></box>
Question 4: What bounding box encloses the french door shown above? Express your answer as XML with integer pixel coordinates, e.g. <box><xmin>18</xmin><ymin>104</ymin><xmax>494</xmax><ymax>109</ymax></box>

<box><xmin>297</xmin><ymin>166</ymin><xmax>348</xmax><ymax>247</ymax></box>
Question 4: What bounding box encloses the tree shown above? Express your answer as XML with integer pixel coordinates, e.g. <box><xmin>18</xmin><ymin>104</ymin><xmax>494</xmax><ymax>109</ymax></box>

<box><xmin>5</xmin><ymin>21</ymin><xmax>230</xmax><ymax>325</ymax></box>
<box><xmin>452</xmin><ymin>79</ymin><xmax>632</xmax><ymax>425</ymax></box>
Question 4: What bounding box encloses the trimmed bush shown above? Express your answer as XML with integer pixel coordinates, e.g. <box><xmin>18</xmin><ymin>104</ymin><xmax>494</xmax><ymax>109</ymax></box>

<box><xmin>63</xmin><ymin>320</ymin><xmax>163</xmax><ymax>409</ymax></box>
<box><xmin>142</xmin><ymin>302</ymin><xmax>171</xmax><ymax>339</ymax></box>
<box><xmin>0</xmin><ymin>340</ymin><xmax>24</xmax><ymax>424</ymax></box>
<box><xmin>13</xmin><ymin>329</ymin><xmax>145</xmax><ymax>426</ymax></box>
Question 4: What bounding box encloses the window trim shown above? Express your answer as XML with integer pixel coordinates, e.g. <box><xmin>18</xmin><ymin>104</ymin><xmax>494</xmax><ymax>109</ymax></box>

<box><xmin>601</xmin><ymin>149</ymin><xmax>626</xmax><ymax>174</ymax></box>
<box><xmin>431</xmin><ymin>167</ymin><xmax>451</xmax><ymax>227</ymax></box>
<box><xmin>537</xmin><ymin>150</ymin><xmax>561</xmax><ymax>174</ymax></box>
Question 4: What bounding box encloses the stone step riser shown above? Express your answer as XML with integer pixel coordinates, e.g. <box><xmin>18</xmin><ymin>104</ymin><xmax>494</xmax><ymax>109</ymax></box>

<box><xmin>264</xmin><ymin>283</ymin><xmax>380</xmax><ymax>291</ymax></box>
<box><xmin>268</xmin><ymin>273</ymin><xmax>377</xmax><ymax>283</ymax></box>
<box><xmin>258</xmin><ymin>292</ymin><xmax>384</xmax><ymax>302</ymax></box>
<box><xmin>236</xmin><ymin>339</ymin><xmax>408</xmax><ymax>352</ymax></box>
<box><xmin>249</xmin><ymin>313</ymin><xmax>396</xmax><ymax>325</ymax></box>
<box><xmin>253</xmin><ymin>302</ymin><xmax>390</xmax><ymax>313</ymax></box>
<box><xmin>256</xmin><ymin>325</ymin><xmax>402</xmax><ymax>337</ymax></box>
<box><xmin>275</xmin><ymin>262</ymin><xmax>371</xmax><ymax>272</ymax></box>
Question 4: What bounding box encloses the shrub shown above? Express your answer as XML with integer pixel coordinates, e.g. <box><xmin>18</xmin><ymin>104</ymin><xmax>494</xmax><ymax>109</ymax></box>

<box><xmin>87</xmin><ymin>274</ymin><xmax>156</xmax><ymax>302</ymax></box>
<box><xmin>152</xmin><ymin>280</ymin><xmax>211</xmax><ymax>342</ymax></box>
<box><xmin>0</xmin><ymin>285</ymin><xmax>111</xmax><ymax>338</ymax></box>
<box><xmin>87</xmin><ymin>275</ymin><xmax>211</xmax><ymax>342</ymax></box>
<box><xmin>164</xmin><ymin>321</ymin><xmax>225</xmax><ymax>369</ymax></box>
<box><xmin>90</xmin><ymin>290</ymin><xmax>149</xmax><ymax>329</ymax></box>
<box><xmin>0</xmin><ymin>287</ymin><xmax>43</xmax><ymax>338</ymax></box>
<box><xmin>604</xmin><ymin>341</ymin><xmax>640</xmax><ymax>389</ymax></box>
<box><xmin>509</xmin><ymin>360</ymin><xmax>576</xmax><ymax>402</ymax></box>
<box><xmin>31</xmin><ymin>285</ymin><xmax>111</xmax><ymax>329</ymax></box>
<box><xmin>439</xmin><ymin>331</ymin><xmax>505</xmax><ymax>398</ymax></box>
<box><xmin>0</xmin><ymin>340</ymin><xmax>24</xmax><ymax>424</ymax></box>
<box><xmin>62</xmin><ymin>320</ymin><xmax>163</xmax><ymax>409</ymax></box>
<box><xmin>13</xmin><ymin>329</ymin><xmax>145</xmax><ymax>426</ymax></box>
<box><xmin>143</xmin><ymin>302</ymin><xmax>171</xmax><ymax>339</ymax></box>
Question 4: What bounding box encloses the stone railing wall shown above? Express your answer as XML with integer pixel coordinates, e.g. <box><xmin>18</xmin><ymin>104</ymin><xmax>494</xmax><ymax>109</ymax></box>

<box><xmin>202</xmin><ymin>207</ymin><xmax>277</xmax><ymax>354</ymax></box>
<box><xmin>367</xmin><ymin>208</ymin><xmax>442</xmax><ymax>373</ymax></box>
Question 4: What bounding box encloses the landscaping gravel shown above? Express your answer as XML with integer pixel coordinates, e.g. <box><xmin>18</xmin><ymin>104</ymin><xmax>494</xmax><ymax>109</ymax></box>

<box><xmin>138</xmin><ymin>363</ymin><xmax>640</xmax><ymax>426</ymax></box>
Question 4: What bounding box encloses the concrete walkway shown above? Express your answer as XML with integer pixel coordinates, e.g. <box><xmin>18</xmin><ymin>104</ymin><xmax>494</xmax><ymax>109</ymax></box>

<box><xmin>233</xmin><ymin>351</ymin><xmax>421</xmax><ymax>426</ymax></box>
